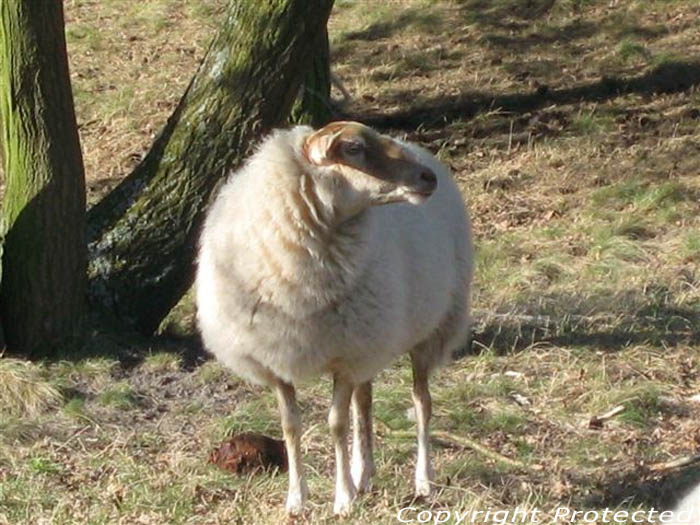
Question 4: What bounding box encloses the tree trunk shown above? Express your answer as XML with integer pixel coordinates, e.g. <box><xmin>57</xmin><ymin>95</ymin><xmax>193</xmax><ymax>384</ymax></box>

<box><xmin>0</xmin><ymin>0</ymin><xmax>86</xmax><ymax>355</ymax></box>
<box><xmin>87</xmin><ymin>0</ymin><xmax>335</xmax><ymax>335</ymax></box>
<box><xmin>290</xmin><ymin>29</ymin><xmax>332</xmax><ymax>127</ymax></box>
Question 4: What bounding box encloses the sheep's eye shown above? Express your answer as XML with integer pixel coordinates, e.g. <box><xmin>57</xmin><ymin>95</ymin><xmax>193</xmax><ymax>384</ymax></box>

<box><xmin>343</xmin><ymin>140</ymin><xmax>364</xmax><ymax>156</ymax></box>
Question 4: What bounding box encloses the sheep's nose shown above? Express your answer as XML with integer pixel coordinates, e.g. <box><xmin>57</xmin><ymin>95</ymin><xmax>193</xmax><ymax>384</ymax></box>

<box><xmin>420</xmin><ymin>170</ymin><xmax>437</xmax><ymax>191</ymax></box>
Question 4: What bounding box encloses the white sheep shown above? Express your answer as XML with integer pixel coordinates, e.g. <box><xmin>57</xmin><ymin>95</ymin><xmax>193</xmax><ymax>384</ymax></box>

<box><xmin>196</xmin><ymin>121</ymin><xmax>473</xmax><ymax>515</ymax></box>
<box><xmin>667</xmin><ymin>482</ymin><xmax>700</xmax><ymax>524</ymax></box>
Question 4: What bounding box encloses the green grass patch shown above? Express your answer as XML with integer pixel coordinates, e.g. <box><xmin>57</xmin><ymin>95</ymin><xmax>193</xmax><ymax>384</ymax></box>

<box><xmin>27</xmin><ymin>456</ymin><xmax>64</xmax><ymax>476</ymax></box>
<box><xmin>591</xmin><ymin>180</ymin><xmax>687</xmax><ymax>213</ymax></box>
<box><xmin>533</xmin><ymin>256</ymin><xmax>575</xmax><ymax>284</ymax></box>
<box><xmin>617</xmin><ymin>39</ymin><xmax>651</xmax><ymax>63</ymax></box>
<box><xmin>140</xmin><ymin>352</ymin><xmax>182</xmax><ymax>373</ymax></box>
<box><xmin>52</xmin><ymin>357</ymin><xmax>119</xmax><ymax>390</ymax></box>
<box><xmin>571</xmin><ymin>109</ymin><xmax>615</xmax><ymax>135</ymax></box>
<box><xmin>615</xmin><ymin>386</ymin><xmax>668</xmax><ymax>429</ymax></box>
<box><xmin>681</xmin><ymin>232</ymin><xmax>700</xmax><ymax>261</ymax></box>
<box><xmin>195</xmin><ymin>360</ymin><xmax>232</xmax><ymax>385</ymax></box>
<box><xmin>62</xmin><ymin>397</ymin><xmax>91</xmax><ymax>421</ymax></box>
<box><xmin>374</xmin><ymin>381</ymin><xmax>414</xmax><ymax>432</ymax></box>
<box><xmin>97</xmin><ymin>382</ymin><xmax>138</xmax><ymax>410</ymax></box>
<box><xmin>216</xmin><ymin>393</ymin><xmax>279</xmax><ymax>437</ymax></box>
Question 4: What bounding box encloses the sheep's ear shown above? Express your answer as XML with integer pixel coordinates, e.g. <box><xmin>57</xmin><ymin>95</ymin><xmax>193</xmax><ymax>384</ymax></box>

<box><xmin>304</xmin><ymin>127</ymin><xmax>346</xmax><ymax>166</ymax></box>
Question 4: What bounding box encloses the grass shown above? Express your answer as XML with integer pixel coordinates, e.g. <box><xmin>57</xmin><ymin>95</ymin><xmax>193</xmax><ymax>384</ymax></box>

<box><xmin>2</xmin><ymin>0</ymin><xmax>700</xmax><ymax>522</ymax></box>
<box><xmin>0</xmin><ymin>358</ymin><xmax>62</xmax><ymax>417</ymax></box>
<box><xmin>140</xmin><ymin>352</ymin><xmax>182</xmax><ymax>373</ymax></box>
<box><xmin>194</xmin><ymin>360</ymin><xmax>231</xmax><ymax>384</ymax></box>
<box><xmin>96</xmin><ymin>382</ymin><xmax>138</xmax><ymax>410</ymax></box>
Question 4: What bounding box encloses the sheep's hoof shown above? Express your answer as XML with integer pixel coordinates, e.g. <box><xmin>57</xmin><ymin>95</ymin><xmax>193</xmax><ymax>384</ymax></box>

<box><xmin>285</xmin><ymin>483</ymin><xmax>308</xmax><ymax>515</ymax></box>
<box><xmin>415</xmin><ymin>462</ymin><xmax>434</xmax><ymax>498</ymax></box>
<box><xmin>333</xmin><ymin>486</ymin><xmax>356</xmax><ymax>516</ymax></box>
<box><xmin>333</xmin><ymin>499</ymin><xmax>353</xmax><ymax>517</ymax></box>
<box><xmin>414</xmin><ymin>478</ymin><xmax>432</xmax><ymax>498</ymax></box>
<box><xmin>285</xmin><ymin>498</ymin><xmax>304</xmax><ymax>516</ymax></box>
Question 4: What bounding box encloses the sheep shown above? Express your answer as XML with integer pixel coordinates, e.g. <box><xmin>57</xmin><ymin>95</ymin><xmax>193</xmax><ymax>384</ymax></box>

<box><xmin>196</xmin><ymin>121</ymin><xmax>473</xmax><ymax>515</ymax></box>
<box><xmin>667</xmin><ymin>482</ymin><xmax>700</xmax><ymax>524</ymax></box>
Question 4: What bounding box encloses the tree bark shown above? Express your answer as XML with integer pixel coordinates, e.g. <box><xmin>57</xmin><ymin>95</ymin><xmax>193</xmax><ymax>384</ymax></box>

<box><xmin>290</xmin><ymin>29</ymin><xmax>332</xmax><ymax>127</ymax></box>
<box><xmin>0</xmin><ymin>0</ymin><xmax>87</xmax><ymax>355</ymax></box>
<box><xmin>87</xmin><ymin>0</ymin><xmax>335</xmax><ymax>335</ymax></box>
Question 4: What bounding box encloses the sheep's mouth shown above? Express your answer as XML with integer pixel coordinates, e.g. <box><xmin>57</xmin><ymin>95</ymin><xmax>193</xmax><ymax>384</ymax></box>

<box><xmin>401</xmin><ymin>167</ymin><xmax>437</xmax><ymax>204</ymax></box>
<box><xmin>402</xmin><ymin>188</ymin><xmax>435</xmax><ymax>204</ymax></box>
<box><xmin>407</xmin><ymin>189</ymin><xmax>433</xmax><ymax>197</ymax></box>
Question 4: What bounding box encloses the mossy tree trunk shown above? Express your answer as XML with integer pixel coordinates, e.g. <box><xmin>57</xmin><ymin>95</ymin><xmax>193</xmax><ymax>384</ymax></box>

<box><xmin>0</xmin><ymin>1</ymin><xmax>87</xmax><ymax>355</ymax></box>
<box><xmin>290</xmin><ymin>29</ymin><xmax>332</xmax><ymax>127</ymax></box>
<box><xmin>87</xmin><ymin>0</ymin><xmax>335</xmax><ymax>335</ymax></box>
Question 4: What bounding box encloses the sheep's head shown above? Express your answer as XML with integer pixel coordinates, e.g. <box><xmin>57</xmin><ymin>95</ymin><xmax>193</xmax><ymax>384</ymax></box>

<box><xmin>303</xmin><ymin>121</ymin><xmax>437</xmax><ymax>206</ymax></box>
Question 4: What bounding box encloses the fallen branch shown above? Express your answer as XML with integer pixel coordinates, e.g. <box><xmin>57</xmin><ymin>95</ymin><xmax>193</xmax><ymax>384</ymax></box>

<box><xmin>649</xmin><ymin>453</ymin><xmax>700</xmax><ymax>472</ymax></box>
<box><xmin>388</xmin><ymin>429</ymin><xmax>542</xmax><ymax>473</ymax></box>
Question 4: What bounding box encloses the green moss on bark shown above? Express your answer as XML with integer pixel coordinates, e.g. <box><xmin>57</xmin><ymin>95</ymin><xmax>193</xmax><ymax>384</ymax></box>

<box><xmin>290</xmin><ymin>29</ymin><xmax>332</xmax><ymax>126</ymax></box>
<box><xmin>87</xmin><ymin>0</ymin><xmax>335</xmax><ymax>334</ymax></box>
<box><xmin>0</xmin><ymin>0</ymin><xmax>87</xmax><ymax>355</ymax></box>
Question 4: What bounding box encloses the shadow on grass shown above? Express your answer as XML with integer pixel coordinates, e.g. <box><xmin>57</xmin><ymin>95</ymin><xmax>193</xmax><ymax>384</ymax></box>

<box><xmin>481</xmin><ymin>19</ymin><xmax>598</xmax><ymax>51</ymax></box>
<box><xmin>582</xmin><ymin>465</ymin><xmax>700</xmax><ymax>514</ymax></box>
<box><xmin>331</xmin><ymin>7</ymin><xmax>444</xmax><ymax>62</ymax></box>
<box><xmin>458</xmin><ymin>0</ymin><xmax>664</xmax><ymax>42</ymax></box>
<box><xmin>459</xmin><ymin>0</ymin><xmax>557</xmax><ymax>28</ymax></box>
<box><xmin>340</xmin><ymin>7</ymin><xmax>443</xmax><ymax>42</ymax></box>
<box><xmin>354</xmin><ymin>60</ymin><xmax>700</xmax><ymax>131</ymax></box>
<box><xmin>26</xmin><ymin>309</ymin><xmax>209</xmax><ymax>371</ymax></box>
<box><xmin>465</xmin><ymin>289</ymin><xmax>700</xmax><ymax>356</ymax></box>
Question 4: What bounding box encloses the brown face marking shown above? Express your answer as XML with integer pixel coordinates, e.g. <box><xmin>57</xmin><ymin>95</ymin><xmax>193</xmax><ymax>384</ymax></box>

<box><xmin>305</xmin><ymin>121</ymin><xmax>425</xmax><ymax>183</ymax></box>
<box><xmin>339</xmin><ymin>130</ymin><xmax>416</xmax><ymax>183</ymax></box>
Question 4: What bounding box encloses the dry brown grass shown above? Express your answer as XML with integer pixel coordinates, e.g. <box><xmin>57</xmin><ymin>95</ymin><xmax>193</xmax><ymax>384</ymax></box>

<box><xmin>1</xmin><ymin>0</ymin><xmax>699</xmax><ymax>523</ymax></box>
<box><xmin>65</xmin><ymin>0</ymin><xmax>226</xmax><ymax>203</ymax></box>
<box><xmin>0</xmin><ymin>357</ymin><xmax>62</xmax><ymax>418</ymax></box>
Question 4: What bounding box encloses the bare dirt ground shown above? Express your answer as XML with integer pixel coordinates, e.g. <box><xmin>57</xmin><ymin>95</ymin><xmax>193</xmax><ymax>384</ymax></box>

<box><xmin>1</xmin><ymin>0</ymin><xmax>700</xmax><ymax>523</ymax></box>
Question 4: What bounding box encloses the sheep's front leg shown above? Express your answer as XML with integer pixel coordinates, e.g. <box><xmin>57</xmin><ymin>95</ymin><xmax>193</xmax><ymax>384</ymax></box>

<box><xmin>275</xmin><ymin>381</ymin><xmax>308</xmax><ymax>515</ymax></box>
<box><xmin>329</xmin><ymin>375</ymin><xmax>356</xmax><ymax>516</ymax></box>
<box><xmin>351</xmin><ymin>381</ymin><xmax>375</xmax><ymax>492</ymax></box>
<box><xmin>411</xmin><ymin>361</ymin><xmax>434</xmax><ymax>497</ymax></box>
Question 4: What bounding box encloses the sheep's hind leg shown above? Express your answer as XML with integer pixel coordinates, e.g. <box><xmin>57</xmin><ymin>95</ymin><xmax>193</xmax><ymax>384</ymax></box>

<box><xmin>329</xmin><ymin>375</ymin><xmax>356</xmax><ymax>516</ymax></box>
<box><xmin>351</xmin><ymin>381</ymin><xmax>375</xmax><ymax>492</ymax></box>
<box><xmin>410</xmin><ymin>356</ymin><xmax>434</xmax><ymax>497</ymax></box>
<box><xmin>275</xmin><ymin>381</ymin><xmax>308</xmax><ymax>515</ymax></box>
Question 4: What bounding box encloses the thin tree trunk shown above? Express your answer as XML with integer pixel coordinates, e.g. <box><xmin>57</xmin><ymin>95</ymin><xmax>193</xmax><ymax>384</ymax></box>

<box><xmin>0</xmin><ymin>0</ymin><xmax>86</xmax><ymax>355</ymax></box>
<box><xmin>87</xmin><ymin>0</ymin><xmax>335</xmax><ymax>334</ymax></box>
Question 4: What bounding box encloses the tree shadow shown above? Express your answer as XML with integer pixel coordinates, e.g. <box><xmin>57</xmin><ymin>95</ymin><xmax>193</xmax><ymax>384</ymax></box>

<box><xmin>354</xmin><ymin>60</ymin><xmax>700</xmax><ymax>132</ymax></box>
<box><xmin>582</xmin><ymin>465</ymin><xmax>700</xmax><ymax>514</ymax></box>
<box><xmin>459</xmin><ymin>0</ymin><xmax>558</xmax><ymax>28</ymax></box>
<box><xmin>458</xmin><ymin>0</ymin><xmax>665</xmax><ymax>42</ymax></box>
<box><xmin>481</xmin><ymin>18</ymin><xmax>598</xmax><ymax>51</ymax></box>
<box><xmin>331</xmin><ymin>7</ymin><xmax>446</xmax><ymax>63</ymax></box>
<box><xmin>463</xmin><ymin>288</ymin><xmax>700</xmax><ymax>357</ymax></box>
<box><xmin>339</xmin><ymin>8</ymin><xmax>444</xmax><ymax>42</ymax></box>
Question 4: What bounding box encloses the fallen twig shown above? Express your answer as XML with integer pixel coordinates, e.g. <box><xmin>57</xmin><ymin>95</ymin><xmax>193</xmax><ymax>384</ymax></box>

<box><xmin>588</xmin><ymin>404</ymin><xmax>626</xmax><ymax>429</ymax></box>
<box><xmin>649</xmin><ymin>453</ymin><xmax>700</xmax><ymax>472</ymax></box>
<box><xmin>388</xmin><ymin>429</ymin><xmax>542</xmax><ymax>473</ymax></box>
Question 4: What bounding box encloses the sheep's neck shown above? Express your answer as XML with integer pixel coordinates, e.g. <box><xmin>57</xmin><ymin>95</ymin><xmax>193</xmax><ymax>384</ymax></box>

<box><xmin>250</xmin><ymin>174</ymin><xmax>371</xmax><ymax>303</ymax></box>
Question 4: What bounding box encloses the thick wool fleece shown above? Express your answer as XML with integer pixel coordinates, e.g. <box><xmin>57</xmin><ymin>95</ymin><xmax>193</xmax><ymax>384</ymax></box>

<box><xmin>196</xmin><ymin>126</ymin><xmax>472</xmax><ymax>387</ymax></box>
